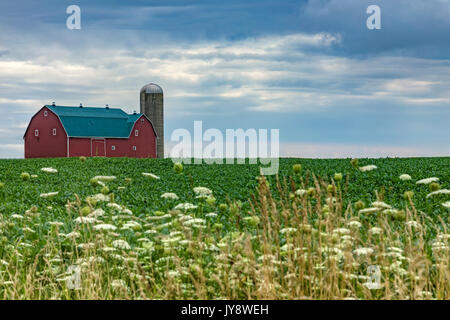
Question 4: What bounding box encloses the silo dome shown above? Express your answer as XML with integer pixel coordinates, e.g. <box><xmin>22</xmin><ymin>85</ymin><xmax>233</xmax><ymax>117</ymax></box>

<box><xmin>140</xmin><ymin>83</ymin><xmax>163</xmax><ymax>94</ymax></box>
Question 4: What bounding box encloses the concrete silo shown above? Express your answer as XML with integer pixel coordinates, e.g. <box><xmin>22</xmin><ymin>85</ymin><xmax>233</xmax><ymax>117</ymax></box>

<box><xmin>140</xmin><ymin>83</ymin><xmax>164</xmax><ymax>158</ymax></box>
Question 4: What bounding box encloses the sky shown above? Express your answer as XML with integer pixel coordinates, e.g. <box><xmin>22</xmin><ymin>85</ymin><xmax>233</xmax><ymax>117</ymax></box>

<box><xmin>0</xmin><ymin>0</ymin><xmax>449</xmax><ymax>158</ymax></box>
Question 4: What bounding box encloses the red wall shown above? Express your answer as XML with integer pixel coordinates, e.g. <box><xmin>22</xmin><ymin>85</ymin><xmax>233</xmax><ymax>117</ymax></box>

<box><xmin>24</xmin><ymin>107</ymin><xmax>67</xmax><ymax>158</ymax></box>
<box><xmin>68</xmin><ymin>138</ymin><xmax>91</xmax><ymax>157</ymax></box>
<box><xmin>105</xmin><ymin>115</ymin><xmax>157</xmax><ymax>158</ymax></box>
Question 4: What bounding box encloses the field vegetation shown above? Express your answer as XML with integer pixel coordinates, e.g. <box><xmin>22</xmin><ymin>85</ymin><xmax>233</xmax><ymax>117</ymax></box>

<box><xmin>0</xmin><ymin>157</ymin><xmax>448</xmax><ymax>299</ymax></box>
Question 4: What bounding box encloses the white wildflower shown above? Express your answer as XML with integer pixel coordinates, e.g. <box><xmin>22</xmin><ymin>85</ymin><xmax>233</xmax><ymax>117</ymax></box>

<box><xmin>89</xmin><ymin>193</ymin><xmax>110</xmax><ymax>202</ymax></box>
<box><xmin>333</xmin><ymin>228</ymin><xmax>350</xmax><ymax>235</ymax></box>
<box><xmin>205</xmin><ymin>212</ymin><xmax>218</xmax><ymax>218</ymax></box>
<box><xmin>431</xmin><ymin>241</ymin><xmax>447</xmax><ymax>253</ymax></box>
<box><xmin>280</xmin><ymin>227</ymin><xmax>297</xmax><ymax>235</ymax></box>
<box><xmin>437</xmin><ymin>234</ymin><xmax>450</xmax><ymax>241</ymax></box>
<box><xmin>65</xmin><ymin>231</ymin><xmax>81</xmax><ymax>239</ymax></box>
<box><xmin>93</xmin><ymin>176</ymin><xmax>116</xmax><ymax>182</ymax></box>
<box><xmin>94</xmin><ymin>224</ymin><xmax>117</xmax><ymax>231</ymax></box>
<box><xmin>142</xmin><ymin>172</ymin><xmax>160</xmax><ymax>180</ymax></box>
<box><xmin>41</xmin><ymin>167</ymin><xmax>58</xmax><ymax>174</ymax></box>
<box><xmin>353</xmin><ymin>247</ymin><xmax>374</xmax><ymax>256</ymax></box>
<box><xmin>359</xmin><ymin>165</ymin><xmax>377</xmax><ymax>172</ymax></box>
<box><xmin>399</xmin><ymin>174</ymin><xmax>412</xmax><ymax>181</ymax></box>
<box><xmin>179</xmin><ymin>240</ymin><xmax>193</xmax><ymax>246</ymax></box>
<box><xmin>369</xmin><ymin>227</ymin><xmax>383</xmax><ymax>235</ymax></box>
<box><xmin>382</xmin><ymin>209</ymin><xmax>399</xmax><ymax>215</ymax></box>
<box><xmin>174</xmin><ymin>203</ymin><xmax>198</xmax><ymax>211</ymax></box>
<box><xmin>107</xmin><ymin>203</ymin><xmax>132</xmax><ymax>214</ymax></box>
<box><xmin>416</xmin><ymin>177</ymin><xmax>439</xmax><ymax>185</ymax></box>
<box><xmin>442</xmin><ymin>202</ymin><xmax>450</xmax><ymax>209</ymax></box>
<box><xmin>371</xmin><ymin>201</ymin><xmax>392</xmax><ymax>209</ymax></box>
<box><xmin>359</xmin><ymin>207</ymin><xmax>380</xmax><ymax>214</ymax></box>
<box><xmin>23</xmin><ymin>227</ymin><xmax>35</xmax><ymax>233</ymax></box>
<box><xmin>348</xmin><ymin>221</ymin><xmax>362</xmax><ymax>228</ymax></box>
<box><xmin>88</xmin><ymin>208</ymin><xmax>105</xmax><ymax>218</ymax></box>
<box><xmin>112</xmin><ymin>240</ymin><xmax>131</xmax><ymax>250</ymax></box>
<box><xmin>426</xmin><ymin>189</ymin><xmax>450</xmax><ymax>198</ymax></box>
<box><xmin>281</xmin><ymin>243</ymin><xmax>294</xmax><ymax>252</ymax></box>
<box><xmin>295</xmin><ymin>189</ymin><xmax>307</xmax><ymax>196</ymax></box>
<box><xmin>11</xmin><ymin>214</ymin><xmax>23</xmax><ymax>220</ymax></box>
<box><xmin>193</xmin><ymin>187</ymin><xmax>213</xmax><ymax>196</ymax></box>
<box><xmin>147</xmin><ymin>214</ymin><xmax>171</xmax><ymax>221</ymax></box>
<box><xmin>161</xmin><ymin>193</ymin><xmax>179</xmax><ymax>200</ymax></box>
<box><xmin>121</xmin><ymin>220</ymin><xmax>142</xmax><ymax>231</ymax></box>
<box><xmin>49</xmin><ymin>221</ymin><xmax>64</xmax><ymax>227</ymax></box>
<box><xmin>40</xmin><ymin>192</ymin><xmax>58</xmax><ymax>198</ymax></box>
<box><xmin>405</xmin><ymin>221</ymin><xmax>421</xmax><ymax>229</ymax></box>
<box><xmin>77</xmin><ymin>243</ymin><xmax>95</xmax><ymax>250</ymax></box>
<box><xmin>111</xmin><ymin>279</ymin><xmax>127</xmax><ymax>289</ymax></box>
<box><xmin>122</xmin><ymin>208</ymin><xmax>133</xmax><ymax>215</ymax></box>
<box><xmin>183</xmin><ymin>218</ymin><xmax>206</xmax><ymax>226</ymax></box>
<box><xmin>74</xmin><ymin>217</ymin><xmax>97</xmax><ymax>224</ymax></box>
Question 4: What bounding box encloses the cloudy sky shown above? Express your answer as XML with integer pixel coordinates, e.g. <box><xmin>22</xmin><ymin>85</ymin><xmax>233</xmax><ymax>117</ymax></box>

<box><xmin>0</xmin><ymin>0</ymin><xmax>449</xmax><ymax>158</ymax></box>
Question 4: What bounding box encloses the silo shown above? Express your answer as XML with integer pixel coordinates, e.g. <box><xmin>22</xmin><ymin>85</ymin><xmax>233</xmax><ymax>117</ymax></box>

<box><xmin>140</xmin><ymin>83</ymin><xmax>164</xmax><ymax>158</ymax></box>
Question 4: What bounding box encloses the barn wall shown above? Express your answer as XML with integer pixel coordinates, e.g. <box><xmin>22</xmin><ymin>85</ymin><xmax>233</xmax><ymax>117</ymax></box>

<box><xmin>24</xmin><ymin>107</ymin><xmax>67</xmax><ymax>158</ymax></box>
<box><xmin>105</xmin><ymin>116</ymin><xmax>157</xmax><ymax>158</ymax></box>
<box><xmin>25</xmin><ymin>110</ymin><xmax>157</xmax><ymax>159</ymax></box>
<box><xmin>69</xmin><ymin>138</ymin><xmax>91</xmax><ymax>157</ymax></box>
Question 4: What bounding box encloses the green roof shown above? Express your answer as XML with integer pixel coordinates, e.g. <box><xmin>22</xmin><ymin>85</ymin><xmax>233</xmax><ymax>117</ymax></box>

<box><xmin>46</xmin><ymin>105</ymin><xmax>146</xmax><ymax>138</ymax></box>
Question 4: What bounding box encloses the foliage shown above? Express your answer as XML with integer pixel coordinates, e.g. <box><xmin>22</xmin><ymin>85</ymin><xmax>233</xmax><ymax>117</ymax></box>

<box><xmin>0</xmin><ymin>157</ymin><xmax>448</xmax><ymax>299</ymax></box>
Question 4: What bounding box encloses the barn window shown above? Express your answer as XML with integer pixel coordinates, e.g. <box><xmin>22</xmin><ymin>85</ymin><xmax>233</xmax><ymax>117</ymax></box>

<box><xmin>53</xmin><ymin>128</ymin><xmax>56</xmax><ymax>136</ymax></box>
<box><xmin>35</xmin><ymin>129</ymin><xmax>39</xmax><ymax>137</ymax></box>
<box><xmin>44</xmin><ymin>111</ymin><xmax>48</xmax><ymax>117</ymax></box>
<box><xmin>141</xmin><ymin>119</ymin><xmax>144</xmax><ymax>123</ymax></box>
<box><xmin>111</xmin><ymin>146</ymin><xmax>116</xmax><ymax>151</ymax></box>
<box><xmin>135</xmin><ymin>130</ymin><xmax>139</xmax><ymax>137</ymax></box>
<box><xmin>132</xmin><ymin>146</ymin><xmax>137</xmax><ymax>151</ymax></box>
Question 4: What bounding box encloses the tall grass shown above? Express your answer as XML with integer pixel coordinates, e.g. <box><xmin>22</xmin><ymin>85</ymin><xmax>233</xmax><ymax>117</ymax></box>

<box><xmin>0</xmin><ymin>172</ymin><xmax>448</xmax><ymax>300</ymax></box>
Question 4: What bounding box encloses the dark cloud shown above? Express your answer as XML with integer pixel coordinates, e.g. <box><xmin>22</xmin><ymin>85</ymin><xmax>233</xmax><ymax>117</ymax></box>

<box><xmin>0</xmin><ymin>0</ymin><xmax>449</xmax><ymax>158</ymax></box>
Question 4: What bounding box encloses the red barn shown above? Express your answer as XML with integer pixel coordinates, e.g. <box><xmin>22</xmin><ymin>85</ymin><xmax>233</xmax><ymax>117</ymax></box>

<box><xmin>23</xmin><ymin>104</ymin><xmax>157</xmax><ymax>159</ymax></box>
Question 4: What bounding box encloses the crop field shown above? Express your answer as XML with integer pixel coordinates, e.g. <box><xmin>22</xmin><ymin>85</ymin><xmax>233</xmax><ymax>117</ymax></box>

<box><xmin>0</xmin><ymin>157</ymin><xmax>448</xmax><ymax>300</ymax></box>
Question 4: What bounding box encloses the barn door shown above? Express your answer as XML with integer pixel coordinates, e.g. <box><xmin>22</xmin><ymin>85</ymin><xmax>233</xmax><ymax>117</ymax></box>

<box><xmin>92</xmin><ymin>139</ymin><xmax>106</xmax><ymax>157</ymax></box>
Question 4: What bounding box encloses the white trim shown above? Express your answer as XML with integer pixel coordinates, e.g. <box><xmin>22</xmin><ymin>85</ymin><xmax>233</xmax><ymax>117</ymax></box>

<box><xmin>34</xmin><ymin>129</ymin><xmax>39</xmax><ymax>137</ymax></box>
<box><xmin>53</xmin><ymin>128</ymin><xmax>57</xmax><ymax>136</ymax></box>
<box><xmin>135</xmin><ymin>129</ymin><xmax>139</xmax><ymax>137</ymax></box>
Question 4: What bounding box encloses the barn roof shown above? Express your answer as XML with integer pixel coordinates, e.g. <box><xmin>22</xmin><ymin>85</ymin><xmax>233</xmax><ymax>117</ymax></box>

<box><xmin>41</xmin><ymin>105</ymin><xmax>156</xmax><ymax>138</ymax></box>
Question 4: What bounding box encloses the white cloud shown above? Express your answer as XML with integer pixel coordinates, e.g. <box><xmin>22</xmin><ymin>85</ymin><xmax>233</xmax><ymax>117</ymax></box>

<box><xmin>0</xmin><ymin>144</ymin><xmax>23</xmax><ymax>158</ymax></box>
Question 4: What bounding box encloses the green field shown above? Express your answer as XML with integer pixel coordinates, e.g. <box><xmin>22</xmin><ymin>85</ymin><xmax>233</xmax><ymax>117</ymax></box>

<box><xmin>0</xmin><ymin>157</ymin><xmax>448</xmax><ymax>299</ymax></box>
